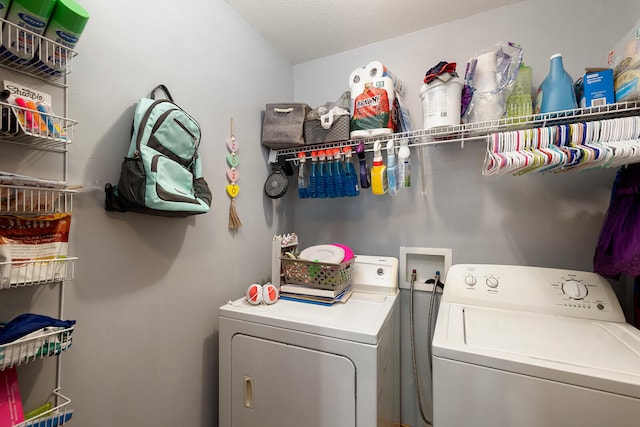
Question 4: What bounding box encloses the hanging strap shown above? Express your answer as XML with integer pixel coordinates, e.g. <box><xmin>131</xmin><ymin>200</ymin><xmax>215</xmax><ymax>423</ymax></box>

<box><xmin>149</xmin><ymin>84</ymin><xmax>174</xmax><ymax>102</ymax></box>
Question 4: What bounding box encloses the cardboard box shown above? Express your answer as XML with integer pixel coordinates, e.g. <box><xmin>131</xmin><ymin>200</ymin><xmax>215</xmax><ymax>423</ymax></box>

<box><xmin>579</xmin><ymin>68</ymin><xmax>614</xmax><ymax>107</ymax></box>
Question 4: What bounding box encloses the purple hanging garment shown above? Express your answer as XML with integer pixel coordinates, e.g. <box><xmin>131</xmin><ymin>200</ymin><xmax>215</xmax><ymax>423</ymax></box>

<box><xmin>594</xmin><ymin>164</ymin><xmax>640</xmax><ymax>279</ymax></box>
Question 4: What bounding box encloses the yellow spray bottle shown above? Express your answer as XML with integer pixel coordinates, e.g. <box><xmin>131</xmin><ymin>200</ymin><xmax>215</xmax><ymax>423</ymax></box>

<box><xmin>371</xmin><ymin>140</ymin><xmax>388</xmax><ymax>195</ymax></box>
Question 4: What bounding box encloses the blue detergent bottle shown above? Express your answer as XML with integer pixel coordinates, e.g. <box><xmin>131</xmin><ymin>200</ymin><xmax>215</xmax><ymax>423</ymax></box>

<box><xmin>536</xmin><ymin>53</ymin><xmax>578</xmax><ymax>114</ymax></box>
<box><xmin>297</xmin><ymin>152</ymin><xmax>309</xmax><ymax>199</ymax></box>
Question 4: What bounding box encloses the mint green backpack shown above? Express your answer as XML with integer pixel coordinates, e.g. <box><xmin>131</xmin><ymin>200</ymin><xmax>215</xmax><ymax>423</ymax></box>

<box><xmin>105</xmin><ymin>85</ymin><xmax>212</xmax><ymax>217</ymax></box>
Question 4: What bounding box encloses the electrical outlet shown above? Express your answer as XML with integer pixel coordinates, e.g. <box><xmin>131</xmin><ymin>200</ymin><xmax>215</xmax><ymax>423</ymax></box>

<box><xmin>399</xmin><ymin>247</ymin><xmax>452</xmax><ymax>292</ymax></box>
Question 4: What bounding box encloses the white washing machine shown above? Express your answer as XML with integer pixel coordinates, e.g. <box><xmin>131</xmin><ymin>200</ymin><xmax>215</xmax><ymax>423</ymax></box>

<box><xmin>432</xmin><ymin>264</ymin><xmax>640</xmax><ymax>427</ymax></box>
<box><xmin>218</xmin><ymin>255</ymin><xmax>400</xmax><ymax>427</ymax></box>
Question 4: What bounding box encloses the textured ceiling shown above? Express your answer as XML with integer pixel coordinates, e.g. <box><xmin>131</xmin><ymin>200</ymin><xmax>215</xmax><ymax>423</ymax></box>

<box><xmin>226</xmin><ymin>0</ymin><xmax>521</xmax><ymax>64</ymax></box>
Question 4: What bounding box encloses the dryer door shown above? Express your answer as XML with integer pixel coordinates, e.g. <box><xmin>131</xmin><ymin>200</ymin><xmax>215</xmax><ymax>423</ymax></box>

<box><xmin>231</xmin><ymin>334</ymin><xmax>356</xmax><ymax>427</ymax></box>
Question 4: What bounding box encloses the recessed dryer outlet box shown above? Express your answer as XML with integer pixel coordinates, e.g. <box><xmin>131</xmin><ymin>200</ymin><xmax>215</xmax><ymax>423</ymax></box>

<box><xmin>399</xmin><ymin>247</ymin><xmax>452</xmax><ymax>292</ymax></box>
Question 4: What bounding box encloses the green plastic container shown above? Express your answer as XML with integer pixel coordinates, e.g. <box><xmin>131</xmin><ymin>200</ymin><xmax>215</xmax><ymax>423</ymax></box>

<box><xmin>507</xmin><ymin>64</ymin><xmax>533</xmax><ymax>122</ymax></box>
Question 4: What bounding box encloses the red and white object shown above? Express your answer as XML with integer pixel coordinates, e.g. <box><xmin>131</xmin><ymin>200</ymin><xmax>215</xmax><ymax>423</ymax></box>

<box><xmin>245</xmin><ymin>284</ymin><xmax>263</xmax><ymax>305</ymax></box>
<box><xmin>262</xmin><ymin>283</ymin><xmax>279</xmax><ymax>305</ymax></box>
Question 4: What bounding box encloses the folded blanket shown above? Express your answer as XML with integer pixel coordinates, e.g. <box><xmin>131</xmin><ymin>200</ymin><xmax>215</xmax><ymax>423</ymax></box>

<box><xmin>0</xmin><ymin>314</ymin><xmax>75</xmax><ymax>345</ymax></box>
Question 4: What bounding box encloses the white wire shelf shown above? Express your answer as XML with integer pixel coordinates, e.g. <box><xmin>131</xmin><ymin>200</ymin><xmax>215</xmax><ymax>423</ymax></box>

<box><xmin>0</xmin><ymin>18</ymin><xmax>77</xmax><ymax>83</ymax></box>
<box><xmin>0</xmin><ymin>101</ymin><xmax>76</xmax><ymax>150</ymax></box>
<box><xmin>0</xmin><ymin>185</ymin><xmax>74</xmax><ymax>214</ymax></box>
<box><xmin>0</xmin><ymin>326</ymin><xmax>74</xmax><ymax>370</ymax></box>
<box><xmin>13</xmin><ymin>389</ymin><xmax>73</xmax><ymax>427</ymax></box>
<box><xmin>0</xmin><ymin>257</ymin><xmax>76</xmax><ymax>289</ymax></box>
<box><xmin>273</xmin><ymin>101</ymin><xmax>640</xmax><ymax>160</ymax></box>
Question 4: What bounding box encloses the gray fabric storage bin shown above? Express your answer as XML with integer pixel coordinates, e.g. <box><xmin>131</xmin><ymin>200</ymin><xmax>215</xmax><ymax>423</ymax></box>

<box><xmin>303</xmin><ymin>114</ymin><xmax>350</xmax><ymax>145</ymax></box>
<box><xmin>261</xmin><ymin>103</ymin><xmax>311</xmax><ymax>149</ymax></box>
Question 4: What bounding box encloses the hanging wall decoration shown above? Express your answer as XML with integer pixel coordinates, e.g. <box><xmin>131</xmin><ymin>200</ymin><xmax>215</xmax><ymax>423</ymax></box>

<box><xmin>226</xmin><ymin>117</ymin><xmax>242</xmax><ymax>229</ymax></box>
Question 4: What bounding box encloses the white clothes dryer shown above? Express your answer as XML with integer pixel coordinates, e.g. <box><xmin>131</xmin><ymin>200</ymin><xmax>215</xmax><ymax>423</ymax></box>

<box><xmin>218</xmin><ymin>255</ymin><xmax>400</xmax><ymax>427</ymax></box>
<box><xmin>432</xmin><ymin>264</ymin><xmax>640</xmax><ymax>427</ymax></box>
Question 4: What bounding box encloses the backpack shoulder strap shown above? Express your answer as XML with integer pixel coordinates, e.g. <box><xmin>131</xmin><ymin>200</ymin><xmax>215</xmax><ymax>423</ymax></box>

<box><xmin>149</xmin><ymin>84</ymin><xmax>174</xmax><ymax>102</ymax></box>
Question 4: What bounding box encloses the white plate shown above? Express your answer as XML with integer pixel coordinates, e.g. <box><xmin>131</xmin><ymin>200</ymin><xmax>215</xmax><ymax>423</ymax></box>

<box><xmin>299</xmin><ymin>245</ymin><xmax>345</xmax><ymax>264</ymax></box>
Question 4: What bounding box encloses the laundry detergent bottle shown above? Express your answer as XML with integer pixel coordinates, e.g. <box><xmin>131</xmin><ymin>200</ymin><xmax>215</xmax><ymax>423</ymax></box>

<box><xmin>536</xmin><ymin>53</ymin><xmax>578</xmax><ymax>114</ymax></box>
<box><xmin>371</xmin><ymin>140</ymin><xmax>388</xmax><ymax>195</ymax></box>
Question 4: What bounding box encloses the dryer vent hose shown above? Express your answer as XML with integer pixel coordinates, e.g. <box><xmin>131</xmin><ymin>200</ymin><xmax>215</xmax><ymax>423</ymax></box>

<box><xmin>410</xmin><ymin>270</ymin><xmax>443</xmax><ymax>426</ymax></box>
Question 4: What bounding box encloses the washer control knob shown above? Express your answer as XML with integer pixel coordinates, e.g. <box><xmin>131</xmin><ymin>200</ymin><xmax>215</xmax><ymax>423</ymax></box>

<box><xmin>562</xmin><ymin>280</ymin><xmax>588</xmax><ymax>300</ymax></box>
<box><xmin>465</xmin><ymin>275</ymin><xmax>477</xmax><ymax>287</ymax></box>
<box><xmin>486</xmin><ymin>277</ymin><xmax>499</xmax><ymax>288</ymax></box>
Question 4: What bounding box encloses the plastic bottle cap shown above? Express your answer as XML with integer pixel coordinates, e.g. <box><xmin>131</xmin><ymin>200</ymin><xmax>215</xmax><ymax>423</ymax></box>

<box><xmin>386</xmin><ymin>140</ymin><xmax>395</xmax><ymax>152</ymax></box>
<box><xmin>51</xmin><ymin>0</ymin><xmax>90</xmax><ymax>34</ymax></box>
<box><xmin>398</xmin><ymin>139</ymin><xmax>410</xmax><ymax>158</ymax></box>
<box><xmin>551</xmin><ymin>53</ymin><xmax>562</xmax><ymax>59</ymax></box>
<box><xmin>373</xmin><ymin>141</ymin><xmax>383</xmax><ymax>162</ymax></box>
<box><xmin>297</xmin><ymin>152</ymin><xmax>306</xmax><ymax>162</ymax></box>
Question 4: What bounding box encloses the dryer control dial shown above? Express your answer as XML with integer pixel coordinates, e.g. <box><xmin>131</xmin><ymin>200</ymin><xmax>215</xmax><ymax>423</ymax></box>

<box><xmin>562</xmin><ymin>280</ymin><xmax>588</xmax><ymax>300</ymax></box>
<box><xmin>486</xmin><ymin>277</ymin><xmax>499</xmax><ymax>288</ymax></box>
<box><xmin>465</xmin><ymin>275</ymin><xmax>477</xmax><ymax>287</ymax></box>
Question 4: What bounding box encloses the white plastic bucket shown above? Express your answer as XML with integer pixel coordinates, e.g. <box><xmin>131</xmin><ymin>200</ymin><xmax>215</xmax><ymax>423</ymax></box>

<box><xmin>420</xmin><ymin>77</ymin><xmax>462</xmax><ymax>129</ymax></box>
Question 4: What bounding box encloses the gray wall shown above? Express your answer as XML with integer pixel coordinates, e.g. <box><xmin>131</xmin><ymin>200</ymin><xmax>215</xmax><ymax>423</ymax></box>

<box><xmin>1</xmin><ymin>1</ymin><xmax>639</xmax><ymax>427</ymax></box>
<box><xmin>292</xmin><ymin>1</ymin><xmax>640</xmax><ymax>426</ymax></box>
<box><xmin>1</xmin><ymin>0</ymin><xmax>293</xmax><ymax>426</ymax></box>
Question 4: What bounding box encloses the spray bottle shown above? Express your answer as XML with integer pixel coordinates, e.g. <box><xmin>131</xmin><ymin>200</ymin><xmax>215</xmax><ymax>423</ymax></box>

<box><xmin>342</xmin><ymin>146</ymin><xmax>359</xmax><ymax>197</ymax></box>
<box><xmin>317</xmin><ymin>150</ymin><xmax>328</xmax><ymax>198</ymax></box>
<box><xmin>332</xmin><ymin>148</ymin><xmax>345</xmax><ymax>198</ymax></box>
<box><xmin>386</xmin><ymin>140</ymin><xmax>398</xmax><ymax>195</ymax></box>
<box><xmin>398</xmin><ymin>138</ymin><xmax>411</xmax><ymax>188</ymax></box>
<box><xmin>371</xmin><ymin>140</ymin><xmax>388</xmax><ymax>195</ymax></box>
<box><xmin>308</xmin><ymin>151</ymin><xmax>319</xmax><ymax>198</ymax></box>
<box><xmin>321</xmin><ymin>149</ymin><xmax>336</xmax><ymax>198</ymax></box>
<box><xmin>356</xmin><ymin>142</ymin><xmax>371</xmax><ymax>189</ymax></box>
<box><xmin>297</xmin><ymin>152</ymin><xmax>309</xmax><ymax>199</ymax></box>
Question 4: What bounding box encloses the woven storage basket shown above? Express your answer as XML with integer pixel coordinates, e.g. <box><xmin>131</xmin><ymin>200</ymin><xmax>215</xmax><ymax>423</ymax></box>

<box><xmin>280</xmin><ymin>256</ymin><xmax>355</xmax><ymax>290</ymax></box>
<box><xmin>303</xmin><ymin>114</ymin><xmax>350</xmax><ymax>145</ymax></box>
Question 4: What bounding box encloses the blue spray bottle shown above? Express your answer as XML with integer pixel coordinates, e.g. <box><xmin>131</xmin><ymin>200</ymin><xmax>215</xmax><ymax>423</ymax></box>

<box><xmin>297</xmin><ymin>152</ymin><xmax>309</xmax><ymax>199</ymax></box>
<box><xmin>332</xmin><ymin>148</ymin><xmax>345</xmax><ymax>198</ymax></box>
<box><xmin>342</xmin><ymin>146</ymin><xmax>359</xmax><ymax>197</ymax></box>
<box><xmin>386</xmin><ymin>140</ymin><xmax>398</xmax><ymax>195</ymax></box>
<box><xmin>317</xmin><ymin>150</ymin><xmax>328</xmax><ymax>198</ymax></box>
<box><xmin>308</xmin><ymin>150</ymin><xmax>319</xmax><ymax>198</ymax></box>
<box><xmin>321</xmin><ymin>149</ymin><xmax>336</xmax><ymax>198</ymax></box>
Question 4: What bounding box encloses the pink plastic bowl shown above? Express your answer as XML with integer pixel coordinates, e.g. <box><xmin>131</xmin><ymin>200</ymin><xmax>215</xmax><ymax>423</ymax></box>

<box><xmin>331</xmin><ymin>243</ymin><xmax>354</xmax><ymax>262</ymax></box>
